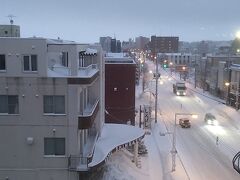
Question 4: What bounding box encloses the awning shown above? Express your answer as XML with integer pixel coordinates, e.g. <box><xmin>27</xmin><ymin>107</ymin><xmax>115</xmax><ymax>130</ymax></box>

<box><xmin>88</xmin><ymin>123</ymin><xmax>145</xmax><ymax>168</ymax></box>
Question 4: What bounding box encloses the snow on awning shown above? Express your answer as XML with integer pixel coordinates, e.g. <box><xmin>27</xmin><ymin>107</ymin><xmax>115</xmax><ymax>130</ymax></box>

<box><xmin>79</xmin><ymin>48</ymin><xmax>97</xmax><ymax>56</ymax></box>
<box><xmin>88</xmin><ymin>123</ymin><xmax>145</xmax><ymax>168</ymax></box>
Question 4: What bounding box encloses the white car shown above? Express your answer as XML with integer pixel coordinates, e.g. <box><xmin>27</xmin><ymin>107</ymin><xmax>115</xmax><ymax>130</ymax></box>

<box><xmin>204</xmin><ymin>113</ymin><xmax>218</xmax><ymax>125</ymax></box>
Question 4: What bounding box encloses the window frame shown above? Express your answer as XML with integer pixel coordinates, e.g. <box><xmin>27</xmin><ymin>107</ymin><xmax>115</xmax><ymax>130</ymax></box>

<box><xmin>0</xmin><ymin>95</ymin><xmax>19</xmax><ymax>115</ymax></box>
<box><xmin>0</xmin><ymin>54</ymin><xmax>6</xmax><ymax>71</ymax></box>
<box><xmin>44</xmin><ymin>137</ymin><xmax>66</xmax><ymax>156</ymax></box>
<box><xmin>43</xmin><ymin>95</ymin><xmax>65</xmax><ymax>115</ymax></box>
<box><xmin>22</xmin><ymin>54</ymin><xmax>38</xmax><ymax>72</ymax></box>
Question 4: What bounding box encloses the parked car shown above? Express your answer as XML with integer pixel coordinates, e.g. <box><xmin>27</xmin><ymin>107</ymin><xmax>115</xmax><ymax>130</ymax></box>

<box><xmin>204</xmin><ymin>113</ymin><xmax>218</xmax><ymax>125</ymax></box>
<box><xmin>179</xmin><ymin>118</ymin><xmax>191</xmax><ymax>128</ymax></box>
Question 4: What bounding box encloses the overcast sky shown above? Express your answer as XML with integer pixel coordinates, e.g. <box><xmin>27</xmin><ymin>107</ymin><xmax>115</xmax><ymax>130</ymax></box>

<box><xmin>1</xmin><ymin>0</ymin><xmax>240</xmax><ymax>43</ymax></box>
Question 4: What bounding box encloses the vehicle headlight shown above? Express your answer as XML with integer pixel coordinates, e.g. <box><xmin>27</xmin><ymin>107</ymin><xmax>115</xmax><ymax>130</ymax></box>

<box><xmin>183</xmin><ymin>92</ymin><xmax>186</xmax><ymax>95</ymax></box>
<box><xmin>177</xmin><ymin>92</ymin><xmax>180</xmax><ymax>95</ymax></box>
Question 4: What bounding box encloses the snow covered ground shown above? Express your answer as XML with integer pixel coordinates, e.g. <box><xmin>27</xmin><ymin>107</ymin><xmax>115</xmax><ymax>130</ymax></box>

<box><xmin>101</xmin><ymin>59</ymin><xmax>240</xmax><ymax>180</ymax></box>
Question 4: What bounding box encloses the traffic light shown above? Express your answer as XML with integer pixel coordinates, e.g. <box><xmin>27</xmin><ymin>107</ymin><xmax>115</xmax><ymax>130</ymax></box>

<box><xmin>163</xmin><ymin>60</ymin><xmax>168</xmax><ymax>68</ymax></box>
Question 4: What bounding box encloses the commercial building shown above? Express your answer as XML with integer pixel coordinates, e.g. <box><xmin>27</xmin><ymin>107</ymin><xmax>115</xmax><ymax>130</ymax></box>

<box><xmin>135</xmin><ymin>36</ymin><xmax>149</xmax><ymax>51</ymax></box>
<box><xmin>150</xmin><ymin>36</ymin><xmax>179</xmax><ymax>53</ymax></box>
<box><xmin>105</xmin><ymin>53</ymin><xmax>136</xmax><ymax>125</ymax></box>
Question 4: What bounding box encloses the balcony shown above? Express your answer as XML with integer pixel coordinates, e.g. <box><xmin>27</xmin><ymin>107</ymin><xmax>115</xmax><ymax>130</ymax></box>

<box><xmin>78</xmin><ymin>64</ymin><xmax>98</xmax><ymax>77</ymax></box>
<box><xmin>78</xmin><ymin>99</ymin><xmax>99</xmax><ymax>129</ymax></box>
<box><xmin>68</xmin><ymin>64</ymin><xmax>99</xmax><ymax>85</ymax></box>
<box><xmin>68</xmin><ymin>128</ymin><xmax>98</xmax><ymax>172</ymax></box>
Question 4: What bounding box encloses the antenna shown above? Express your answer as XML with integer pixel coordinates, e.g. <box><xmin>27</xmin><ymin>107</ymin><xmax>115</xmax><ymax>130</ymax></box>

<box><xmin>7</xmin><ymin>14</ymin><xmax>16</xmax><ymax>25</ymax></box>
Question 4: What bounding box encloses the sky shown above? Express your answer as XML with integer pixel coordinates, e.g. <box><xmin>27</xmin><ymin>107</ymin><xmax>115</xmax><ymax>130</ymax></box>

<box><xmin>1</xmin><ymin>0</ymin><xmax>240</xmax><ymax>43</ymax></box>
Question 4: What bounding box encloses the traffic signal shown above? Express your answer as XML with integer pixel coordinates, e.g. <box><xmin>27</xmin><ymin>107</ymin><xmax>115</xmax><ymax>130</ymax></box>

<box><xmin>163</xmin><ymin>60</ymin><xmax>168</xmax><ymax>68</ymax></box>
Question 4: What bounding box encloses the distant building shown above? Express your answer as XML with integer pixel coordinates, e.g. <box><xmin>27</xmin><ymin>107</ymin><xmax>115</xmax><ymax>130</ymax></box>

<box><xmin>198</xmin><ymin>40</ymin><xmax>209</xmax><ymax>56</ymax></box>
<box><xmin>0</xmin><ymin>24</ymin><xmax>20</xmax><ymax>37</ymax></box>
<box><xmin>158</xmin><ymin>53</ymin><xmax>194</xmax><ymax>66</ymax></box>
<box><xmin>116</xmin><ymin>40</ymin><xmax>122</xmax><ymax>53</ymax></box>
<box><xmin>111</xmin><ymin>38</ymin><xmax>117</xmax><ymax>53</ymax></box>
<box><xmin>99</xmin><ymin>36</ymin><xmax>111</xmax><ymax>52</ymax></box>
<box><xmin>135</xmin><ymin>36</ymin><xmax>149</xmax><ymax>51</ymax></box>
<box><xmin>105</xmin><ymin>53</ymin><xmax>136</xmax><ymax>125</ymax></box>
<box><xmin>122</xmin><ymin>39</ymin><xmax>136</xmax><ymax>52</ymax></box>
<box><xmin>150</xmin><ymin>36</ymin><xmax>179</xmax><ymax>54</ymax></box>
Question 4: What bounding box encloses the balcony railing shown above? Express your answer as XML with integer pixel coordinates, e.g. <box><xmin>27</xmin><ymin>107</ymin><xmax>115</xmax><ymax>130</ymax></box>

<box><xmin>79</xmin><ymin>64</ymin><xmax>98</xmax><ymax>76</ymax></box>
<box><xmin>79</xmin><ymin>99</ymin><xmax>99</xmax><ymax>117</ymax></box>
<box><xmin>68</xmin><ymin>155</ymin><xmax>89</xmax><ymax>171</ymax></box>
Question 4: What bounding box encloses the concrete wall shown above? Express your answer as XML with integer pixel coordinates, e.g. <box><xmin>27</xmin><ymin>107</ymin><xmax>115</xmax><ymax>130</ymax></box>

<box><xmin>0</xmin><ymin>38</ymin><xmax>48</xmax><ymax>77</ymax></box>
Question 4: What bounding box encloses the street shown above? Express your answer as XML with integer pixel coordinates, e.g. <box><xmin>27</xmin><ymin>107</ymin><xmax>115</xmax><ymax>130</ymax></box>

<box><xmin>145</xmin><ymin>59</ymin><xmax>240</xmax><ymax>180</ymax></box>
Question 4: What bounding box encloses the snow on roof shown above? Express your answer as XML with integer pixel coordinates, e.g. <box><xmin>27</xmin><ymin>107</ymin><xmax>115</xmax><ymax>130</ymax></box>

<box><xmin>230</xmin><ymin>64</ymin><xmax>240</xmax><ymax>71</ymax></box>
<box><xmin>85</xmin><ymin>48</ymin><xmax>97</xmax><ymax>54</ymax></box>
<box><xmin>88</xmin><ymin>123</ymin><xmax>145</xmax><ymax>168</ymax></box>
<box><xmin>106</xmin><ymin>53</ymin><xmax>129</xmax><ymax>58</ymax></box>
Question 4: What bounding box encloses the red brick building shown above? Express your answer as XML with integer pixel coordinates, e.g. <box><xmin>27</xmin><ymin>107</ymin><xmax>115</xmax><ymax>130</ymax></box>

<box><xmin>105</xmin><ymin>54</ymin><xmax>136</xmax><ymax>125</ymax></box>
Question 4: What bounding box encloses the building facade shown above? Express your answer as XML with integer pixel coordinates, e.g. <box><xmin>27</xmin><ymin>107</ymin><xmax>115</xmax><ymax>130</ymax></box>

<box><xmin>0</xmin><ymin>25</ymin><xmax>20</xmax><ymax>37</ymax></box>
<box><xmin>105</xmin><ymin>54</ymin><xmax>136</xmax><ymax>125</ymax></box>
<box><xmin>0</xmin><ymin>37</ymin><xmax>104</xmax><ymax>180</ymax></box>
<box><xmin>135</xmin><ymin>36</ymin><xmax>149</xmax><ymax>51</ymax></box>
<box><xmin>150</xmin><ymin>36</ymin><xmax>179</xmax><ymax>53</ymax></box>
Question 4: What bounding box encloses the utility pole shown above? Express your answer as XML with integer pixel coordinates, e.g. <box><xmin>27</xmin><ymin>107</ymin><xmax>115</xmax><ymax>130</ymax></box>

<box><xmin>155</xmin><ymin>55</ymin><xmax>158</xmax><ymax>123</ymax></box>
<box><xmin>194</xmin><ymin>54</ymin><xmax>197</xmax><ymax>88</ymax></box>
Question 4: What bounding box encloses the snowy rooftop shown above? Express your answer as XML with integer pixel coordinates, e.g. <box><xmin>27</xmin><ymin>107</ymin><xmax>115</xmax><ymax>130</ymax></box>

<box><xmin>230</xmin><ymin>64</ymin><xmax>240</xmax><ymax>71</ymax></box>
<box><xmin>88</xmin><ymin>123</ymin><xmax>145</xmax><ymax>167</ymax></box>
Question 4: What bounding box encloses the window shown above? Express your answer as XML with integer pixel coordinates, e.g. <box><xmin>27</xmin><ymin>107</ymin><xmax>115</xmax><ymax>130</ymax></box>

<box><xmin>44</xmin><ymin>138</ymin><xmax>65</xmax><ymax>156</ymax></box>
<box><xmin>0</xmin><ymin>55</ymin><xmax>6</xmax><ymax>70</ymax></box>
<box><xmin>61</xmin><ymin>52</ymin><xmax>68</xmax><ymax>67</ymax></box>
<box><xmin>23</xmin><ymin>55</ymin><xmax>38</xmax><ymax>71</ymax></box>
<box><xmin>43</xmin><ymin>95</ymin><xmax>65</xmax><ymax>114</ymax></box>
<box><xmin>0</xmin><ymin>95</ymin><xmax>19</xmax><ymax>114</ymax></box>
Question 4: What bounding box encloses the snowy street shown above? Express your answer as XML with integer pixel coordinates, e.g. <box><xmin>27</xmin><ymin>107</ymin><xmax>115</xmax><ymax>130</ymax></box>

<box><xmin>103</xmin><ymin>59</ymin><xmax>240</xmax><ymax>180</ymax></box>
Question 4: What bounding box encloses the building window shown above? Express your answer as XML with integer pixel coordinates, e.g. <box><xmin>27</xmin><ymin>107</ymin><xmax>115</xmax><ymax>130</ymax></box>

<box><xmin>44</xmin><ymin>138</ymin><xmax>65</xmax><ymax>156</ymax></box>
<box><xmin>43</xmin><ymin>95</ymin><xmax>65</xmax><ymax>114</ymax></box>
<box><xmin>61</xmin><ymin>52</ymin><xmax>68</xmax><ymax>67</ymax></box>
<box><xmin>0</xmin><ymin>55</ymin><xmax>6</xmax><ymax>70</ymax></box>
<box><xmin>23</xmin><ymin>55</ymin><xmax>37</xmax><ymax>71</ymax></box>
<box><xmin>0</xmin><ymin>95</ymin><xmax>19</xmax><ymax>114</ymax></box>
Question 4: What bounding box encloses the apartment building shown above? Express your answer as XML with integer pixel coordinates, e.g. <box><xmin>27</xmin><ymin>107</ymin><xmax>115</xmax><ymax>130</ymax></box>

<box><xmin>0</xmin><ymin>37</ymin><xmax>104</xmax><ymax>180</ymax></box>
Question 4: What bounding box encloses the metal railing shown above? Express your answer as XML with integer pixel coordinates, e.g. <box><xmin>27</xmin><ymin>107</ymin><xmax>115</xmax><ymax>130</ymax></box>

<box><xmin>79</xmin><ymin>99</ymin><xmax>99</xmax><ymax>117</ymax></box>
<box><xmin>68</xmin><ymin>155</ymin><xmax>89</xmax><ymax>171</ymax></box>
<box><xmin>79</xmin><ymin>64</ymin><xmax>98</xmax><ymax>76</ymax></box>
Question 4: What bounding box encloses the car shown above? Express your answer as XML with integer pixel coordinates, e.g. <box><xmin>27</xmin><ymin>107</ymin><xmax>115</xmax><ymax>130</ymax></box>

<box><xmin>179</xmin><ymin>118</ymin><xmax>191</xmax><ymax>128</ymax></box>
<box><xmin>204</xmin><ymin>113</ymin><xmax>218</xmax><ymax>125</ymax></box>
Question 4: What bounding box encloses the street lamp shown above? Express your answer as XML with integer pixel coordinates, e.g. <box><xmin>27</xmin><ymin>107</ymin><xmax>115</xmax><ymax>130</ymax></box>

<box><xmin>225</xmin><ymin>81</ymin><xmax>239</xmax><ymax>110</ymax></box>
<box><xmin>171</xmin><ymin>113</ymin><xmax>198</xmax><ymax>172</ymax></box>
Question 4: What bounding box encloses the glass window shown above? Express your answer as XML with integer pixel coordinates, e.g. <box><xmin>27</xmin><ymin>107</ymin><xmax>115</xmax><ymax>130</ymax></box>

<box><xmin>0</xmin><ymin>95</ymin><xmax>18</xmax><ymax>114</ymax></box>
<box><xmin>23</xmin><ymin>56</ymin><xmax>30</xmax><ymax>71</ymax></box>
<box><xmin>44</xmin><ymin>96</ymin><xmax>54</xmax><ymax>113</ymax></box>
<box><xmin>44</xmin><ymin>138</ymin><xmax>65</xmax><ymax>156</ymax></box>
<box><xmin>43</xmin><ymin>95</ymin><xmax>65</xmax><ymax>114</ymax></box>
<box><xmin>0</xmin><ymin>96</ymin><xmax>8</xmax><ymax>113</ymax></box>
<box><xmin>23</xmin><ymin>55</ymin><xmax>37</xmax><ymax>71</ymax></box>
<box><xmin>8</xmin><ymin>96</ymin><xmax>19</xmax><ymax>114</ymax></box>
<box><xmin>0</xmin><ymin>55</ymin><xmax>6</xmax><ymax>70</ymax></box>
<box><xmin>62</xmin><ymin>52</ymin><xmax>68</xmax><ymax>67</ymax></box>
<box><xmin>54</xmin><ymin>96</ymin><xmax>65</xmax><ymax>114</ymax></box>
<box><xmin>31</xmin><ymin>55</ymin><xmax>37</xmax><ymax>71</ymax></box>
